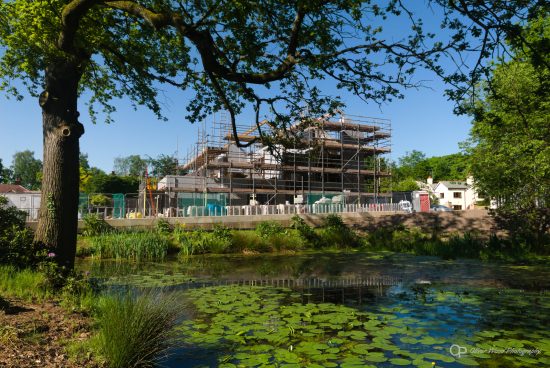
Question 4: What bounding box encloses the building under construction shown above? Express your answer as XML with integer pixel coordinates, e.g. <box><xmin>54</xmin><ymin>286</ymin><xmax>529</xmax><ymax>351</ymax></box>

<box><xmin>158</xmin><ymin>112</ymin><xmax>392</xmax><ymax>209</ymax></box>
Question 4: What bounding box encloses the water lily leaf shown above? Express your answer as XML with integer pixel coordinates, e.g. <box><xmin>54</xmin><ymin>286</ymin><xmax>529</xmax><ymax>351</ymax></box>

<box><xmin>390</xmin><ymin>358</ymin><xmax>412</xmax><ymax>365</ymax></box>
<box><xmin>351</xmin><ymin>344</ymin><xmax>371</xmax><ymax>354</ymax></box>
<box><xmin>475</xmin><ymin>330</ymin><xmax>501</xmax><ymax>338</ymax></box>
<box><xmin>273</xmin><ymin>349</ymin><xmax>300</xmax><ymax>363</ymax></box>
<box><xmin>421</xmin><ymin>352</ymin><xmax>455</xmax><ymax>363</ymax></box>
<box><xmin>412</xmin><ymin>358</ymin><xmax>436</xmax><ymax>368</ymax></box>
<box><xmin>349</xmin><ymin>330</ymin><xmax>368</xmax><ymax>340</ymax></box>
<box><xmin>363</xmin><ymin>352</ymin><xmax>388</xmax><ymax>362</ymax></box>
<box><xmin>456</xmin><ymin>357</ymin><xmax>479</xmax><ymax>366</ymax></box>
<box><xmin>340</xmin><ymin>356</ymin><xmax>366</xmax><ymax>366</ymax></box>
<box><xmin>400</xmin><ymin>336</ymin><xmax>419</xmax><ymax>344</ymax></box>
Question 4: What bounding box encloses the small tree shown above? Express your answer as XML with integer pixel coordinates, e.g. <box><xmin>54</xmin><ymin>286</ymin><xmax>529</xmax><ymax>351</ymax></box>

<box><xmin>467</xmin><ymin>13</ymin><xmax>549</xmax><ymax>250</ymax></box>
<box><xmin>113</xmin><ymin>155</ymin><xmax>148</xmax><ymax>177</ymax></box>
<box><xmin>11</xmin><ymin>150</ymin><xmax>42</xmax><ymax>190</ymax></box>
<box><xmin>0</xmin><ymin>158</ymin><xmax>12</xmax><ymax>183</ymax></box>
<box><xmin>149</xmin><ymin>154</ymin><xmax>179</xmax><ymax>177</ymax></box>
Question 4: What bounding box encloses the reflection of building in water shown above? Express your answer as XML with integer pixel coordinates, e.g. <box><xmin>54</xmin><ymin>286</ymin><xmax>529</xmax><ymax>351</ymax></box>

<box><xmin>173</xmin><ymin>276</ymin><xmax>401</xmax><ymax>305</ymax></box>
<box><xmin>159</xmin><ymin>112</ymin><xmax>392</xmax><ymax>208</ymax></box>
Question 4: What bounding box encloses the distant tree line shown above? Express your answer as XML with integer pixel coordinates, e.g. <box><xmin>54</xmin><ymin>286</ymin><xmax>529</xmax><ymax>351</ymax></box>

<box><xmin>1</xmin><ymin>152</ymin><xmax>183</xmax><ymax>194</ymax></box>
<box><xmin>378</xmin><ymin>150</ymin><xmax>470</xmax><ymax>192</ymax></box>
<box><xmin>81</xmin><ymin>154</ymin><xmax>184</xmax><ymax>194</ymax></box>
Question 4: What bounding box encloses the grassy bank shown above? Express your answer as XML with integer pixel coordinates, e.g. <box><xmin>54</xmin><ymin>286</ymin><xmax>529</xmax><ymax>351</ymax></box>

<box><xmin>77</xmin><ymin>214</ymin><xmax>548</xmax><ymax>263</ymax></box>
<box><xmin>0</xmin><ymin>266</ymin><xmax>182</xmax><ymax>368</ymax></box>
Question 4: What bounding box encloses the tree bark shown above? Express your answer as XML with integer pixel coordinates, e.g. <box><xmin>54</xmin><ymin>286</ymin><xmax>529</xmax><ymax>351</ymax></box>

<box><xmin>35</xmin><ymin>59</ymin><xmax>84</xmax><ymax>270</ymax></box>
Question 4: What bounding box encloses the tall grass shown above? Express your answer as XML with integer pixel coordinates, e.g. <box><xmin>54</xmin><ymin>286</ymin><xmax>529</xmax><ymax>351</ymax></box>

<box><xmin>363</xmin><ymin>226</ymin><xmax>525</xmax><ymax>261</ymax></box>
<box><xmin>175</xmin><ymin>227</ymin><xmax>233</xmax><ymax>256</ymax></box>
<box><xmin>229</xmin><ymin>230</ymin><xmax>270</xmax><ymax>253</ymax></box>
<box><xmin>0</xmin><ymin>265</ymin><xmax>52</xmax><ymax>301</ymax></box>
<box><xmin>175</xmin><ymin>223</ymin><xmax>305</xmax><ymax>256</ymax></box>
<box><xmin>96</xmin><ymin>290</ymin><xmax>181</xmax><ymax>368</ymax></box>
<box><xmin>89</xmin><ymin>232</ymin><xmax>170</xmax><ymax>261</ymax></box>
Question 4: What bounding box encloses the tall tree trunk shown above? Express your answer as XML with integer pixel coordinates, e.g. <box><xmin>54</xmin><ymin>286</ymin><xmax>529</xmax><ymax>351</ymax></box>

<box><xmin>35</xmin><ymin>59</ymin><xmax>84</xmax><ymax>270</ymax></box>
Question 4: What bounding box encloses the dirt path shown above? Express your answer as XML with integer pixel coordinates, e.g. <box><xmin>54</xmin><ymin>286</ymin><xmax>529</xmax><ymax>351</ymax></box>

<box><xmin>0</xmin><ymin>296</ymin><xmax>100</xmax><ymax>368</ymax></box>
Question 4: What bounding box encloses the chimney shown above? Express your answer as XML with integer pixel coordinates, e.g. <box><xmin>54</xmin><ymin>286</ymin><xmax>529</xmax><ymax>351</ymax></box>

<box><xmin>466</xmin><ymin>175</ymin><xmax>474</xmax><ymax>186</ymax></box>
<box><xmin>427</xmin><ymin>176</ymin><xmax>433</xmax><ymax>185</ymax></box>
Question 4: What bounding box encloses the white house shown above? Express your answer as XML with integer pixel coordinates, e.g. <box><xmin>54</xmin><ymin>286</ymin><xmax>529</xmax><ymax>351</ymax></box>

<box><xmin>0</xmin><ymin>184</ymin><xmax>41</xmax><ymax>220</ymax></box>
<box><xmin>431</xmin><ymin>177</ymin><xmax>481</xmax><ymax>210</ymax></box>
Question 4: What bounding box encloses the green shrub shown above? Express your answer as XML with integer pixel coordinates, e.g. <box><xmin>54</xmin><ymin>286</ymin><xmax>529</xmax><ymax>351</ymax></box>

<box><xmin>212</xmin><ymin>224</ymin><xmax>232</xmax><ymax>239</ymax></box>
<box><xmin>492</xmin><ymin>207</ymin><xmax>550</xmax><ymax>253</ymax></box>
<box><xmin>321</xmin><ymin>214</ymin><xmax>346</xmax><ymax>229</ymax></box>
<box><xmin>318</xmin><ymin>214</ymin><xmax>361</xmax><ymax>248</ymax></box>
<box><xmin>255</xmin><ymin>221</ymin><xmax>285</xmax><ymax>238</ymax></box>
<box><xmin>365</xmin><ymin>226</ymin><xmax>398</xmax><ymax>249</ymax></box>
<box><xmin>268</xmin><ymin>230</ymin><xmax>305</xmax><ymax>252</ymax></box>
<box><xmin>89</xmin><ymin>232</ymin><xmax>170</xmax><ymax>261</ymax></box>
<box><xmin>0</xmin><ymin>196</ymin><xmax>45</xmax><ymax>268</ymax></box>
<box><xmin>446</xmin><ymin>232</ymin><xmax>484</xmax><ymax>259</ymax></box>
<box><xmin>291</xmin><ymin>215</ymin><xmax>322</xmax><ymax>248</ymax></box>
<box><xmin>229</xmin><ymin>231</ymin><xmax>270</xmax><ymax>253</ymax></box>
<box><xmin>59</xmin><ymin>272</ymin><xmax>100</xmax><ymax>313</ymax></box>
<box><xmin>82</xmin><ymin>213</ymin><xmax>113</xmax><ymax>236</ymax></box>
<box><xmin>364</xmin><ymin>226</ymin><xmax>529</xmax><ymax>261</ymax></box>
<box><xmin>155</xmin><ymin>219</ymin><xmax>173</xmax><ymax>234</ymax></box>
<box><xmin>90</xmin><ymin>194</ymin><xmax>111</xmax><ymax>207</ymax></box>
<box><xmin>96</xmin><ymin>290</ymin><xmax>181</xmax><ymax>368</ymax></box>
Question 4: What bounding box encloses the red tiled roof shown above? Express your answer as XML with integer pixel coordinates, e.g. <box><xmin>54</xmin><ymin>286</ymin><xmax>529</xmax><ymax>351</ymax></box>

<box><xmin>0</xmin><ymin>184</ymin><xmax>30</xmax><ymax>193</ymax></box>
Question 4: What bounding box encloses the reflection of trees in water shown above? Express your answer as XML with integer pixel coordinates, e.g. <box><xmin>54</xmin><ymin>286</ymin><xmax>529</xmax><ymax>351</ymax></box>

<box><xmin>79</xmin><ymin>253</ymin><xmax>550</xmax><ymax>292</ymax></box>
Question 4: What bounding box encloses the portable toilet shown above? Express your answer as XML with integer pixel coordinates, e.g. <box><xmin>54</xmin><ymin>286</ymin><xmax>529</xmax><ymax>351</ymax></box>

<box><xmin>412</xmin><ymin>191</ymin><xmax>430</xmax><ymax>212</ymax></box>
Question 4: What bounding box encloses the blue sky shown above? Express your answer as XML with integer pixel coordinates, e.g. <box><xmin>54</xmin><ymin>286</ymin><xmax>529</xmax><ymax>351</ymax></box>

<box><xmin>0</xmin><ymin>77</ymin><xmax>472</xmax><ymax>172</ymax></box>
<box><xmin>0</xmin><ymin>3</ymin><xmax>474</xmax><ymax>172</ymax></box>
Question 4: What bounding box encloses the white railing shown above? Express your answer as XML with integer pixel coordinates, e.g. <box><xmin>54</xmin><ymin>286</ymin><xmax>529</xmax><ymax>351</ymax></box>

<box><xmin>175</xmin><ymin>202</ymin><xmax>401</xmax><ymax>218</ymax></box>
<box><xmin>24</xmin><ymin>202</ymin><xmax>401</xmax><ymax>222</ymax></box>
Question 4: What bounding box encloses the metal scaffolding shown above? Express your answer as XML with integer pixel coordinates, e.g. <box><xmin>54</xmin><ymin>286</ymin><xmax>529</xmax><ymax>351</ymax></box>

<box><xmin>175</xmin><ymin>112</ymin><xmax>391</xmax><ymax>206</ymax></box>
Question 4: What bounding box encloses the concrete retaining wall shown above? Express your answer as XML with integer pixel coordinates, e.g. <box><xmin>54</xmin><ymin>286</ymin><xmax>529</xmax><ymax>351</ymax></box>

<box><xmin>27</xmin><ymin>209</ymin><xmax>498</xmax><ymax>235</ymax></box>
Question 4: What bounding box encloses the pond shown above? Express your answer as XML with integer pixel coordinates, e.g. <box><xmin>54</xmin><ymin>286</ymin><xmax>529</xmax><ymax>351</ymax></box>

<box><xmin>77</xmin><ymin>252</ymin><xmax>550</xmax><ymax>367</ymax></box>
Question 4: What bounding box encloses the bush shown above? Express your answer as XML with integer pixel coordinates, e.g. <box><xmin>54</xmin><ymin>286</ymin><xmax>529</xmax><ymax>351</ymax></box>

<box><xmin>363</xmin><ymin>225</ymin><xmax>531</xmax><ymax>261</ymax></box>
<box><xmin>60</xmin><ymin>271</ymin><xmax>100</xmax><ymax>313</ymax></box>
<box><xmin>155</xmin><ymin>219</ymin><xmax>173</xmax><ymax>234</ymax></box>
<box><xmin>267</xmin><ymin>230</ymin><xmax>304</xmax><ymax>252</ymax></box>
<box><xmin>291</xmin><ymin>215</ymin><xmax>322</xmax><ymax>248</ymax></box>
<box><xmin>0</xmin><ymin>196</ymin><xmax>45</xmax><ymax>268</ymax></box>
<box><xmin>321</xmin><ymin>214</ymin><xmax>346</xmax><ymax>229</ymax></box>
<box><xmin>96</xmin><ymin>290</ymin><xmax>181</xmax><ymax>368</ymax></box>
<box><xmin>255</xmin><ymin>221</ymin><xmax>285</xmax><ymax>238</ymax></box>
<box><xmin>82</xmin><ymin>213</ymin><xmax>113</xmax><ymax>236</ymax></box>
<box><xmin>229</xmin><ymin>231</ymin><xmax>270</xmax><ymax>253</ymax></box>
<box><xmin>318</xmin><ymin>214</ymin><xmax>361</xmax><ymax>248</ymax></box>
<box><xmin>492</xmin><ymin>207</ymin><xmax>550</xmax><ymax>254</ymax></box>
<box><xmin>89</xmin><ymin>194</ymin><xmax>111</xmax><ymax>207</ymax></box>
